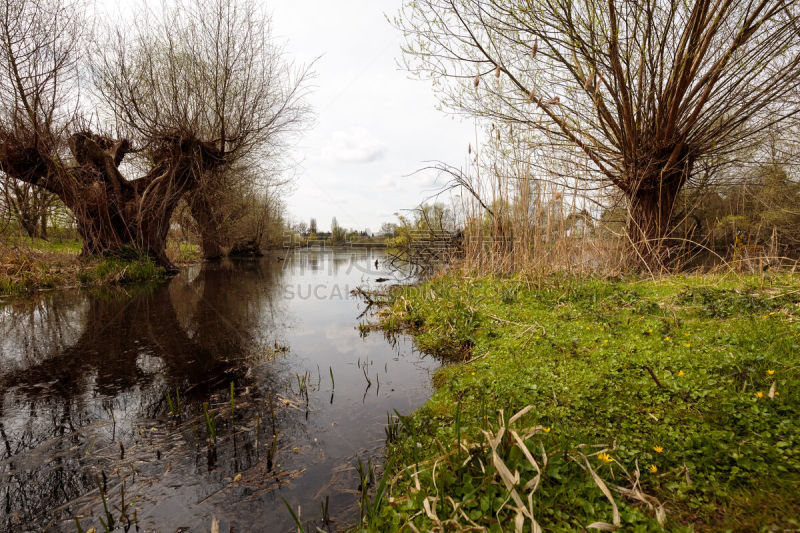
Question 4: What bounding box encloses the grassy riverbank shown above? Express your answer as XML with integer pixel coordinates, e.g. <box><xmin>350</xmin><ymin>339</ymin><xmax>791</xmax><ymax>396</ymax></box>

<box><xmin>366</xmin><ymin>274</ymin><xmax>800</xmax><ymax>532</ymax></box>
<box><xmin>0</xmin><ymin>238</ymin><xmax>167</xmax><ymax>296</ymax></box>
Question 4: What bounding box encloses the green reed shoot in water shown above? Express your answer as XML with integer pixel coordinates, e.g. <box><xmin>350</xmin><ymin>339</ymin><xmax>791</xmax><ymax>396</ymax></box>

<box><xmin>165</xmin><ymin>391</ymin><xmax>175</xmax><ymax>416</ymax></box>
<box><xmin>282</xmin><ymin>498</ymin><xmax>306</xmax><ymax>533</ymax></box>
<box><xmin>321</xmin><ymin>495</ymin><xmax>330</xmax><ymax>525</ymax></box>
<box><xmin>203</xmin><ymin>402</ymin><xmax>217</xmax><ymax>445</ymax></box>
<box><xmin>96</xmin><ymin>477</ymin><xmax>114</xmax><ymax>531</ymax></box>
<box><xmin>166</xmin><ymin>387</ymin><xmax>182</xmax><ymax>418</ymax></box>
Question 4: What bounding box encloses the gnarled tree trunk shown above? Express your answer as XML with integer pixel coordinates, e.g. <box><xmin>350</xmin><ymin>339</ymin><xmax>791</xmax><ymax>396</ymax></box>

<box><xmin>623</xmin><ymin>151</ymin><xmax>693</xmax><ymax>269</ymax></box>
<box><xmin>0</xmin><ymin>131</ymin><xmax>224</xmax><ymax>271</ymax></box>
<box><xmin>626</xmin><ymin>183</ymin><xmax>682</xmax><ymax>267</ymax></box>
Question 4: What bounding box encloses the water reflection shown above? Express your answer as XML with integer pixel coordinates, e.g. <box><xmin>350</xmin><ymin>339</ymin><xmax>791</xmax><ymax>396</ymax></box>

<box><xmin>0</xmin><ymin>250</ymin><xmax>436</xmax><ymax>532</ymax></box>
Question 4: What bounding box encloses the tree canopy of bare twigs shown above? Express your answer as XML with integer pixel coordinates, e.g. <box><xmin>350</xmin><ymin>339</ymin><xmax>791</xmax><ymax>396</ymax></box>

<box><xmin>397</xmin><ymin>0</ymin><xmax>800</xmax><ymax>267</ymax></box>
<box><xmin>0</xmin><ymin>0</ymin><xmax>310</xmax><ymax>268</ymax></box>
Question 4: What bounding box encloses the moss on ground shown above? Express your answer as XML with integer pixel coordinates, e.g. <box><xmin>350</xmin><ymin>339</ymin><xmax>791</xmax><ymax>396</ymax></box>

<box><xmin>364</xmin><ymin>273</ymin><xmax>800</xmax><ymax>532</ymax></box>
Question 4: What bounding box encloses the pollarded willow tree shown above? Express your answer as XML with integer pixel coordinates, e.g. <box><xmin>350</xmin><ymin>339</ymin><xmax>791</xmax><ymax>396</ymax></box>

<box><xmin>397</xmin><ymin>0</ymin><xmax>800</xmax><ymax>266</ymax></box>
<box><xmin>0</xmin><ymin>0</ymin><xmax>309</xmax><ymax>269</ymax></box>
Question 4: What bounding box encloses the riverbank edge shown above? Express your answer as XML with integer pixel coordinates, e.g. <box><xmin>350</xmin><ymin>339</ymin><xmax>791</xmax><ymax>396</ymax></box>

<box><xmin>0</xmin><ymin>247</ymin><xmax>170</xmax><ymax>296</ymax></box>
<box><xmin>361</xmin><ymin>273</ymin><xmax>800</xmax><ymax>532</ymax></box>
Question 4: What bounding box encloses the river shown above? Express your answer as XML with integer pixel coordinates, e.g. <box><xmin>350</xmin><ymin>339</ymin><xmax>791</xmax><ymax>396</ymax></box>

<box><xmin>0</xmin><ymin>249</ymin><xmax>437</xmax><ymax>532</ymax></box>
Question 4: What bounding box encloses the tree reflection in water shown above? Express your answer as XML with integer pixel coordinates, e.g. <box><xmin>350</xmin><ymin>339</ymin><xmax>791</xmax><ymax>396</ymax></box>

<box><xmin>0</xmin><ymin>250</ymin><xmax>437</xmax><ymax>532</ymax></box>
<box><xmin>0</xmin><ymin>259</ymin><xmax>294</xmax><ymax>531</ymax></box>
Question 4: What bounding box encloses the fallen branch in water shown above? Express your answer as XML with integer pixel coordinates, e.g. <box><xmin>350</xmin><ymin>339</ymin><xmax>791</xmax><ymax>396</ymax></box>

<box><xmin>351</xmin><ymin>285</ymin><xmax>392</xmax><ymax>319</ymax></box>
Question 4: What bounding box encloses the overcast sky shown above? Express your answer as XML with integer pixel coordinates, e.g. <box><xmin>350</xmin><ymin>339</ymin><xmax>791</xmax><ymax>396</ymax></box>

<box><xmin>268</xmin><ymin>0</ymin><xmax>472</xmax><ymax>233</ymax></box>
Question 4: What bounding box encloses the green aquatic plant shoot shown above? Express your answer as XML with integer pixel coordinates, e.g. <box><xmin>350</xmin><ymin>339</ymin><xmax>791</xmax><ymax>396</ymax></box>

<box><xmin>203</xmin><ymin>402</ymin><xmax>217</xmax><ymax>445</ymax></box>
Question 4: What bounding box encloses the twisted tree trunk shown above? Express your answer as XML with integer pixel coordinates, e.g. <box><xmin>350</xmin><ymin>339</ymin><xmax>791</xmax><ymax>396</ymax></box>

<box><xmin>0</xmin><ymin>130</ymin><xmax>224</xmax><ymax>271</ymax></box>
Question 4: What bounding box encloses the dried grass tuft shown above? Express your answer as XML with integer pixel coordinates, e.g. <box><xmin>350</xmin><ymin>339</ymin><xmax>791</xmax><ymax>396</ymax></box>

<box><xmin>385</xmin><ymin>407</ymin><xmax>666</xmax><ymax>532</ymax></box>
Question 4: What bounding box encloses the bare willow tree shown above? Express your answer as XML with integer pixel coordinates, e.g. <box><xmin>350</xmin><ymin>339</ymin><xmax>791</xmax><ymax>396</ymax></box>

<box><xmin>0</xmin><ymin>0</ymin><xmax>83</xmax><ymax>238</ymax></box>
<box><xmin>398</xmin><ymin>0</ymin><xmax>800</xmax><ymax>266</ymax></box>
<box><xmin>0</xmin><ymin>0</ymin><xmax>310</xmax><ymax>269</ymax></box>
<box><xmin>94</xmin><ymin>0</ymin><xmax>309</xmax><ymax>260</ymax></box>
<box><xmin>1</xmin><ymin>180</ymin><xmax>58</xmax><ymax>238</ymax></box>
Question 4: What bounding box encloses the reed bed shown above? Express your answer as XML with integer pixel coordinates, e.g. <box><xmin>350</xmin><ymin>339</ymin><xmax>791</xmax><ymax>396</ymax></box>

<box><xmin>410</xmin><ymin>133</ymin><xmax>800</xmax><ymax>280</ymax></box>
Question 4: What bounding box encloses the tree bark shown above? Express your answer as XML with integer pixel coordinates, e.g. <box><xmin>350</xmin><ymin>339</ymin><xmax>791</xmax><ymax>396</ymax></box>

<box><xmin>20</xmin><ymin>216</ymin><xmax>38</xmax><ymax>239</ymax></box>
<box><xmin>624</xmin><ymin>163</ymin><xmax>690</xmax><ymax>269</ymax></box>
<box><xmin>1</xmin><ymin>130</ymin><xmax>225</xmax><ymax>271</ymax></box>
<box><xmin>38</xmin><ymin>211</ymin><xmax>47</xmax><ymax>239</ymax></box>
<box><xmin>3</xmin><ymin>180</ymin><xmax>48</xmax><ymax>239</ymax></box>
<box><xmin>189</xmin><ymin>194</ymin><xmax>225</xmax><ymax>260</ymax></box>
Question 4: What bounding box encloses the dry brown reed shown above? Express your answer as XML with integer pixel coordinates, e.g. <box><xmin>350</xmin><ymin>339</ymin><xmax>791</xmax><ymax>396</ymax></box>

<box><xmin>384</xmin><ymin>406</ymin><xmax>665</xmax><ymax>532</ymax></box>
<box><xmin>443</xmin><ymin>136</ymin><xmax>629</xmax><ymax>278</ymax></box>
<box><xmin>439</xmin><ymin>132</ymin><xmax>796</xmax><ymax>279</ymax></box>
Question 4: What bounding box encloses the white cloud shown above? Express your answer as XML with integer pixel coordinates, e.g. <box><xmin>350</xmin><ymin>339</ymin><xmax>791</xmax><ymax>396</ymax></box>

<box><xmin>272</xmin><ymin>0</ymin><xmax>472</xmax><ymax>230</ymax></box>
<box><xmin>93</xmin><ymin>0</ymin><xmax>473</xmax><ymax>231</ymax></box>
<box><xmin>321</xmin><ymin>128</ymin><xmax>386</xmax><ymax>164</ymax></box>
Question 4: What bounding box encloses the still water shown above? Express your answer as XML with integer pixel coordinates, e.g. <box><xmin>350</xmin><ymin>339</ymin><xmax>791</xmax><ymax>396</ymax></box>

<box><xmin>0</xmin><ymin>249</ymin><xmax>437</xmax><ymax>532</ymax></box>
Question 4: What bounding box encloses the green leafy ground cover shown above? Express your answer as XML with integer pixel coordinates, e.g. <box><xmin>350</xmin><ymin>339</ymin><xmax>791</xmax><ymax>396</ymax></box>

<box><xmin>0</xmin><ymin>239</ymin><xmax>165</xmax><ymax>295</ymax></box>
<box><xmin>365</xmin><ymin>274</ymin><xmax>800</xmax><ymax>532</ymax></box>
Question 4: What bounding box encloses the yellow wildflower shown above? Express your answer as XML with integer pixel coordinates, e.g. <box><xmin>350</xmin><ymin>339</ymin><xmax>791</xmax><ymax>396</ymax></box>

<box><xmin>648</xmin><ymin>329</ymin><xmax>653</xmax><ymax>334</ymax></box>
<box><xmin>664</xmin><ymin>336</ymin><xmax>671</xmax><ymax>341</ymax></box>
<box><xmin>597</xmin><ymin>452</ymin><xmax>614</xmax><ymax>463</ymax></box>
<box><xmin>603</xmin><ymin>339</ymin><xmax>608</xmax><ymax>343</ymax></box>
<box><xmin>471</xmin><ymin>372</ymin><xmax>476</xmax><ymax>376</ymax></box>
<box><xmin>678</xmin><ymin>370</ymin><xmax>685</xmax><ymax>377</ymax></box>
<box><xmin>755</xmin><ymin>391</ymin><xmax>764</xmax><ymax>399</ymax></box>
<box><xmin>767</xmin><ymin>369</ymin><xmax>775</xmax><ymax>376</ymax></box>
<box><xmin>648</xmin><ymin>464</ymin><xmax>658</xmax><ymax>474</ymax></box>
<box><xmin>684</xmin><ymin>343</ymin><xmax>691</xmax><ymax>348</ymax></box>
<box><xmin>543</xmin><ymin>427</ymin><xmax>551</xmax><ymax>433</ymax></box>
<box><xmin>653</xmin><ymin>446</ymin><xmax>663</xmax><ymax>453</ymax></box>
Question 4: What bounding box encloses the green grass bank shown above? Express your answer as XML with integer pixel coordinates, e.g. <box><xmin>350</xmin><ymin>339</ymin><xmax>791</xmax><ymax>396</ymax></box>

<box><xmin>364</xmin><ymin>274</ymin><xmax>800</xmax><ymax>532</ymax></box>
<box><xmin>0</xmin><ymin>238</ymin><xmax>168</xmax><ymax>296</ymax></box>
